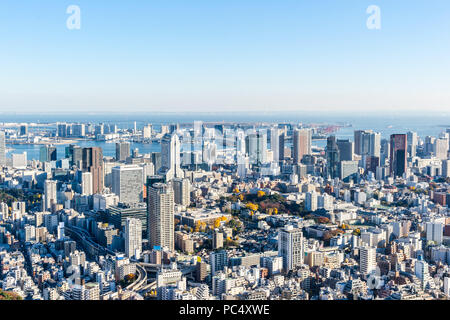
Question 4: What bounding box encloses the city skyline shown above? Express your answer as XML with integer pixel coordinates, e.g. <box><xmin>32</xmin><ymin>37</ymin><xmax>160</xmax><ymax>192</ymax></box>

<box><xmin>1</xmin><ymin>0</ymin><xmax>450</xmax><ymax>307</ymax></box>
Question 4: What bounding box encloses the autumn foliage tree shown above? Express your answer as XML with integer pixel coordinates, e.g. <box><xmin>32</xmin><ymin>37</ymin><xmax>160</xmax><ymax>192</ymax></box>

<box><xmin>246</xmin><ymin>203</ymin><xmax>258</xmax><ymax>212</ymax></box>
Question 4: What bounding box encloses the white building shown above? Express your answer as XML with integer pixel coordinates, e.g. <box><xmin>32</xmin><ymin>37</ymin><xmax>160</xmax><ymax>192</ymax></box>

<box><xmin>359</xmin><ymin>246</ymin><xmax>376</xmax><ymax>275</ymax></box>
<box><xmin>112</xmin><ymin>165</ymin><xmax>143</xmax><ymax>204</ymax></box>
<box><xmin>278</xmin><ymin>225</ymin><xmax>304</xmax><ymax>272</ymax></box>
<box><xmin>125</xmin><ymin>218</ymin><xmax>142</xmax><ymax>259</ymax></box>
<box><xmin>44</xmin><ymin>180</ymin><xmax>57</xmax><ymax>211</ymax></box>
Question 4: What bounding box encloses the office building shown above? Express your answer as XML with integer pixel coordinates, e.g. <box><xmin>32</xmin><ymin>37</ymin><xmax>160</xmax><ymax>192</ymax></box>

<box><xmin>293</xmin><ymin>129</ymin><xmax>311</xmax><ymax>164</ymax></box>
<box><xmin>40</xmin><ymin>145</ymin><xmax>57</xmax><ymax>163</ymax></box>
<box><xmin>112</xmin><ymin>165</ymin><xmax>143</xmax><ymax>204</ymax></box>
<box><xmin>407</xmin><ymin>131</ymin><xmax>418</xmax><ymax>158</ymax></box>
<box><xmin>115</xmin><ymin>142</ymin><xmax>130</xmax><ymax>162</ymax></box>
<box><xmin>158</xmin><ymin>133</ymin><xmax>184</xmax><ymax>181</ymax></box>
<box><xmin>247</xmin><ymin>129</ymin><xmax>268</xmax><ymax>165</ymax></box>
<box><xmin>173</xmin><ymin>178</ymin><xmax>191</xmax><ymax>207</ymax></box>
<box><xmin>336</xmin><ymin>139</ymin><xmax>354</xmax><ymax>161</ymax></box>
<box><xmin>326</xmin><ymin>136</ymin><xmax>340</xmax><ymax>178</ymax></box>
<box><xmin>12</xmin><ymin>152</ymin><xmax>27</xmax><ymax>169</ymax></box>
<box><xmin>390</xmin><ymin>134</ymin><xmax>407</xmax><ymax>177</ymax></box>
<box><xmin>82</xmin><ymin>147</ymin><xmax>104</xmax><ymax>194</ymax></box>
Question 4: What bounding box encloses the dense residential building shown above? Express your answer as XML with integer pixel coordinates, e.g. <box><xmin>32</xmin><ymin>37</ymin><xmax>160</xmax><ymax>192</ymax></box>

<box><xmin>125</xmin><ymin>218</ymin><xmax>142</xmax><ymax>259</ymax></box>
<box><xmin>0</xmin><ymin>118</ymin><xmax>449</xmax><ymax>302</ymax></box>
<box><xmin>148</xmin><ymin>183</ymin><xmax>175</xmax><ymax>251</ymax></box>
<box><xmin>278</xmin><ymin>225</ymin><xmax>304</xmax><ymax>272</ymax></box>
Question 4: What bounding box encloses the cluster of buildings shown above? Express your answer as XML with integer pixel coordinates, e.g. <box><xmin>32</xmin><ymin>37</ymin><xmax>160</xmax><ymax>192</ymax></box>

<box><xmin>0</xmin><ymin>121</ymin><xmax>450</xmax><ymax>300</ymax></box>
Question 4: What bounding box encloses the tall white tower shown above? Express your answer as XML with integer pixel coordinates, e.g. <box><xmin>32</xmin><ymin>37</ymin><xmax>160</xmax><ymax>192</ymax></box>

<box><xmin>44</xmin><ymin>180</ymin><xmax>57</xmax><ymax>211</ymax></box>
<box><xmin>125</xmin><ymin>218</ymin><xmax>142</xmax><ymax>259</ymax></box>
<box><xmin>278</xmin><ymin>225</ymin><xmax>304</xmax><ymax>272</ymax></box>
<box><xmin>147</xmin><ymin>183</ymin><xmax>174</xmax><ymax>251</ymax></box>
<box><xmin>159</xmin><ymin>133</ymin><xmax>184</xmax><ymax>181</ymax></box>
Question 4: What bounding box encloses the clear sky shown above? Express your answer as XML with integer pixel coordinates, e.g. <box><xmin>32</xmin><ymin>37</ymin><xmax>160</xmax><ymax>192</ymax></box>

<box><xmin>0</xmin><ymin>0</ymin><xmax>449</xmax><ymax>114</ymax></box>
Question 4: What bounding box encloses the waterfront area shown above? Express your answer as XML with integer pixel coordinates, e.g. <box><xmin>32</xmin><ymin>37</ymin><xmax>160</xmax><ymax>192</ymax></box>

<box><xmin>1</xmin><ymin>117</ymin><xmax>450</xmax><ymax>301</ymax></box>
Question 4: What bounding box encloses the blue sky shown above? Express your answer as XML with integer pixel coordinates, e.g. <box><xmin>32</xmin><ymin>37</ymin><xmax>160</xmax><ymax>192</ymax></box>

<box><xmin>0</xmin><ymin>0</ymin><xmax>449</xmax><ymax>114</ymax></box>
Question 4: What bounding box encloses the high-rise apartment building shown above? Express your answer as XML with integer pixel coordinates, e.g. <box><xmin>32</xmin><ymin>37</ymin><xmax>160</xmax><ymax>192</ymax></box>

<box><xmin>0</xmin><ymin>131</ymin><xmax>5</xmax><ymax>167</ymax></box>
<box><xmin>360</xmin><ymin>246</ymin><xmax>376</xmax><ymax>275</ymax></box>
<box><xmin>210</xmin><ymin>250</ymin><xmax>228</xmax><ymax>276</ymax></box>
<box><xmin>125</xmin><ymin>217</ymin><xmax>142</xmax><ymax>259</ymax></box>
<box><xmin>44</xmin><ymin>180</ymin><xmax>57</xmax><ymax>211</ymax></box>
<box><xmin>173</xmin><ymin>178</ymin><xmax>191</xmax><ymax>207</ymax></box>
<box><xmin>147</xmin><ymin>183</ymin><xmax>174</xmax><ymax>251</ymax></box>
<box><xmin>278</xmin><ymin>225</ymin><xmax>304</xmax><ymax>272</ymax></box>
<box><xmin>80</xmin><ymin>172</ymin><xmax>93</xmax><ymax>196</ymax></box>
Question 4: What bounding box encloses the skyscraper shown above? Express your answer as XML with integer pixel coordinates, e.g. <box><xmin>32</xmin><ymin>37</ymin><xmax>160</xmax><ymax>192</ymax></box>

<box><xmin>125</xmin><ymin>217</ymin><xmax>142</xmax><ymax>259</ymax></box>
<box><xmin>336</xmin><ymin>139</ymin><xmax>354</xmax><ymax>161</ymax></box>
<box><xmin>326</xmin><ymin>136</ymin><xmax>340</xmax><ymax>179</ymax></box>
<box><xmin>57</xmin><ymin>123</ymin><xmax>68</xmax><ymax>137</ymax></box>
<box><xmin>158</xmin><ymin>133</ymin><xmax>184</xmax><ymax>181</ymax></box>
<box><xmin>278</xmin><ymin>225</ymin><xmax>304</xmax><ymax>272</ymax></box>
<box><xmin>173</xmin><ymin>178</ymin><xmax>191</xmax><ymax>207</ymax></box>
<box><xmin>66</xmin><ymin>145</ymin><xmax>83</xmax><ymax>168</ymax></box>
<box><xmin>426</xmin><ymin>222</ymin><xmax>443</xmax><ymax>245</ymax></box>
<box><xmin>115</xmin><ymin>142</ymin><xmax>130</xmax><ymax>162</ymax></box>
<box><xmin>80</xmin><ymin>172</ymin><xmax>93</xmax><ymax>196</ymax></box>
<box><xmin>143</xmin><ymin>124</ymin><xmax>152</xmax><ymax>139</ymax></box>
<box><xmin>354</xmin><ymin>130</ymin><xmax>380</xmax><ymax>158</ymax></box>
<box><xmin>247</xmin><ymin>129</ymin><xmax>267</xmax><ymax>165</ymax></box>
<box><xmin>147</xmin><ymin>183</ymin><xmax>174</xmax><ymax>251</ymax></box>
<box><xmin>19</xmin><ymin>125</ymin><xmax>28</xmax><ymax>136</ymax></box>
<box><xmin>293</xmin><ymin>129</ymin><xmax>311</xmax><ymax>164</ymax></box>
<box><xmin>112</xmin><ymin>165</ymin><xmax>143</xmax><ymax>204</ymax></box>
<box><xmin>407</xmin><ymin>131</ymin><xmax>418</xmax><ymax>158</ymax></box>
<box><xmin>82</xmin><ymin>147</ymin><xmax>104</xmax><ymax>194</ymax></box>
<box><xmin>0</xmin><ymin>131</ymin><xmax>6</xmax><ymax>167</ymax></box>
<box><xmin>44</xmin><ymin>180</ymin><xmax>57</xmax><ymax>211</ymax></box>
<box><xmin>39</xmin><ymin>145</ymin><xmax>57</xmax><ymax>163</ymax></box>
<box><xmin>434</xmin><ymin>137</ymin><xmax>449</xmax><ymax>160</ymax></box>
<box><xmin>278</xmin><ymin>130</ymin><xmax>286</xmax><ymax>162</ymax></box>
<box><xmin>270</xmin><ymin>127</ymin><xmax>280</xmax><ymax>163</ymax></box>
<box><xmin>390</xmin><ymin>134</ymin><xmax>407</xmax><ymax>177</ymax></box>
